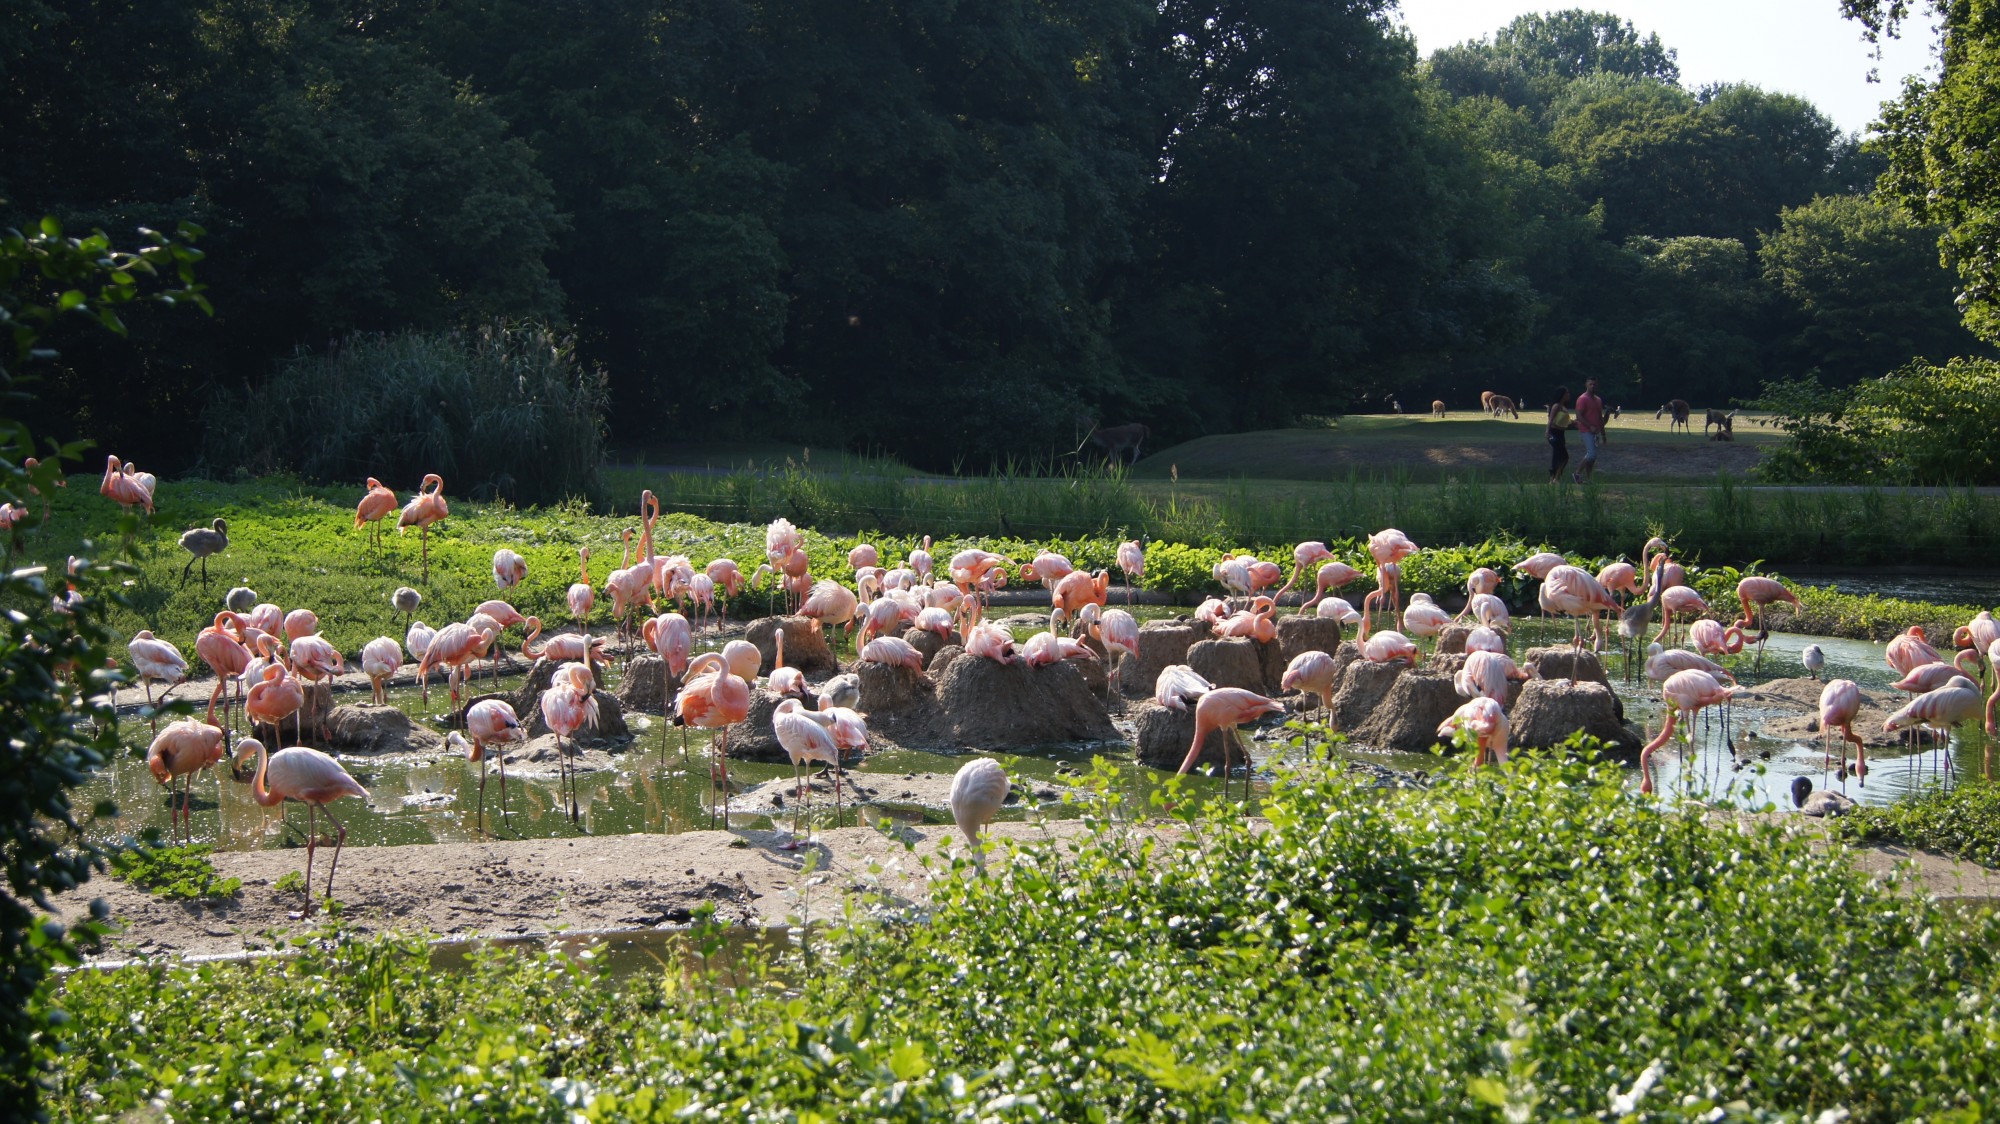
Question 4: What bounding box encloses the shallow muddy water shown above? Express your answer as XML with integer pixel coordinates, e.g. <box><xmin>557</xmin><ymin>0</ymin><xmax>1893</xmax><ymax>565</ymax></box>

<box><xmin>78</xmin><ymin>614</ymin><xmax>1998</xmax><ymax>857</ymax></box>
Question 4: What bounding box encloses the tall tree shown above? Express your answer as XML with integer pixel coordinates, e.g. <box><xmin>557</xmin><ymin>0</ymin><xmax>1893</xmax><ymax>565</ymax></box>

<box><xmin>1429</xmin><ymin>9</ymin><xmax>1679</xmax><ymax>115</ymax></box>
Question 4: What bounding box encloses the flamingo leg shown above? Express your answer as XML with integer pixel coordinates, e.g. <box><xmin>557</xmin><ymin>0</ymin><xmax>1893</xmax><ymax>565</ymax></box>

<box><xmin>498</xmin><ymin>754</ymin><xmax>511</xmax><ymax>828</ymax></box>
<box><xmin>477</xmin><ymin>758</ymin><xmax>488</xmax><ymax>837</ymax></box>
<box><xmin>301</xmin><ymin>803</ymin><xmax>319</xmax><ymax>916</ymax></box>
<box><xmin>321</xmin><ymin>804</ymin><xmax>348</xmax><ymax>904</ymax></box>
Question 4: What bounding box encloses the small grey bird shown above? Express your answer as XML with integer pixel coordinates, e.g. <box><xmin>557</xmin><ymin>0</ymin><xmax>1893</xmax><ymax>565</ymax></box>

<box><xmin>392</xmin><ymin>586</ymin><xmax>422</xmax><ymax>632</ymax></box>
<box><xmin>177</xmin><ymin>518</ymin><xmax>228</xmax><ymax>588</ymax></box>
<box><xmin>816</xmin><ymin>672</ymin><xmax>861</xmax><ymax>712</ymax></box>
<box><xmin>1801</xmin><ymin>644</ymin><xmax>1825</xmax><ymax>682</ymax></box>
<box><xmin>225</xmin><ymin>585</ymin><xmax>258</xmax><ymax>614</ymax></box>
<box><xmin>1792</xmin><ymin>776</ymin><xmax>1855</xmax><ymax>817</ymax></box>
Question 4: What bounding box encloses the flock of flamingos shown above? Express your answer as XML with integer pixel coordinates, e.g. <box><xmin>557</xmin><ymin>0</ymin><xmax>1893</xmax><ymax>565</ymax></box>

<box><xmin>76</xmin><ymin>461</ymin><xmax>2000</xmax><ymax>911</ymax></box>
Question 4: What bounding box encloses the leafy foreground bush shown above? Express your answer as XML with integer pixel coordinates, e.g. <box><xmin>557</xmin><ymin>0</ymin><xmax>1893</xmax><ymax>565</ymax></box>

<box><xmin>1756</xmin><ymin>360</ymin><xmax>2000</xmax><ymax>485</ymax></box>
<box><xmin>1831</xmin><ymin>780</ymin><xmax>2000</xmax><ymax>868</ymax></box>
<box><xmin>48</xmin><ymin>758</ymin><xmax>2000</xmax><ymax>1120</ymax></box>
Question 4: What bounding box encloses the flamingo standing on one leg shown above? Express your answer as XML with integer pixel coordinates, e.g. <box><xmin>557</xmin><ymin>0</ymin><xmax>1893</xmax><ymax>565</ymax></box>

<box><xmin>355</xmin><ymin>478</ymin><xmax>397</xmax><ymax>548</ymax></box>
<box><xmin>675</xmin><ymin>652</ymin><xmax>751</xmax><ymax>823</ymax></box>
<box><xmin>567</xmin><ymin>546</ymin><xmax>595</xmax><ymax>629</ymax></box>
<box><xmin>493</xmin><ymin>548</ymin><xmax>528</xmax><ymax>590</ymax></box>
<box><xmin>1818</xmin><ymin>679</ymin><xmax>1867</xmax><ymax>781</ymax></box>
<box><xmin>360</xmin><ymin>636</ymin><xmax>402</xmax><ymax>706</ymax></box>
<box><xmin>229</xmin><ymin>737</ymin><xmax>368</xmax><ymax>918</ymax></box>
<box><xmin>540</xmin><ymin>662</ymin><xmax>600</xmax><ymax>824</ymax></box>
<box><xmin>1801</xmin><ymin>644</ymin><xmax>1825</xmax><ymax>681</ymax></box>
<box><xmin>148</xmin><ymin>714</ymin><xmax>226</xmax><ymax>845</ymax></box>
<box><xmin>948</xmin><ymin>757</ymin><xmax>1011</xmax><ymax>868</ymax></box>
<box><xmin>1095</xmin><ymin>608</ymin><xmax>1140</xmax><ymax>699</ymax></box>
<box><xmin>1116</xmin><ymin>539</ymin><xmax>1145</xmax><ymax>604</ymax></box>
<box><xmin>773</xmin><ymin>698</ymin><xmax>842</xmax><ymax>847</ymax></box>
<box><xmin>396</xmin><ymin>473</ymin><xmax>448</xmax><ymax>581</ymax></box>
<box><xmin>1639</xmin><ymin>669</ymin><xmax>1737</xmax><ymax>795</ymax></box>
<box><xmin>1175</xmin><ymin>687</ymin><xmax>1284</xmax><ymax>803</ymax></box>
<box><xmin>448</xmin><ymin>699</ymin><xmax>525</xmax><ymax>835</ymax></box>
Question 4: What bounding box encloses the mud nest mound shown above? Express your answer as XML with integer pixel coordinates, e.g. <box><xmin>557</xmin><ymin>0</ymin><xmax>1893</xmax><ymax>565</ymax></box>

<box><xmin>518</xmin><ymin>687</ymin><xmax>629</xmax><ymax>746</ymax></box>
<box><xmin>1509</xmin><ymin>679</ymin><xmax>1640</xmax><ymax>758</ymax></box>
<box><xmin>1746</xmin><ymin>677</ymin><xmax>1906</xmax><ymax>748</ymax></box>
<box><xmin>613</xmin><ymin>653</ymin><xmax>677</xmax><ymax>714</ymax></box>
<box><xmin>1126</xmin><ymin>622</ymin><xmax>1208</xmax><ymax>697</ymax></box>
<box><xmin>1348</xmin><ymin>670</ymin><xmax>1462</xmax><ymax>753</ymax></box>
<box><xmin>1187</xmin><ymin>637</ymin><xmax>1270</xmax><ymax>693</ymax></box>
<box><xmin>933</xmin><ymin>656</ymin><xmax>1119</xmax><ymax>748</ymax></box>
<box><xmin>1525</xmin><ymin>646</ymin><xmax>1609</xmax><ymax>685</ymax></box>
<box><xmin>928</xmin><ymin>644</ymin><xmax>965</xmax><ymax>679</ymax></box>
<box><xmin>1328</xmin><ymin>658</ymin><xmax>1406</xmax><ymax>733</ymax></box>
<box><xmin>1436</xmin><ymin>625</ymin><xmax>1472</xmax><ymax>655</ymax></box>
<box><xmin>746</xmin><ymin>615</ymin><xmax>839</xmax><ymax>676</ymax></box>
<box><xmin>1277</xmin><ymin>615</ymin><xmax>1346</xmax><ymax>666</ymax></box>
<box><xmin>323</xmin><ymin>704</ymin><xmax>445</xmax><ymax>754</ymax></box>
<box><xmin>903</xmin><ymin>628</ymin><xmax>960</xmax><ymax>670</ymax></box>
<box><xmin>502</xmin><ymin>734</ymin><xmax>617</xmax><ymax>777</ymax></box>
<box><xmin>1132</xmin><ymin>700</ymin><xmax>1233</xmax><ymax>770</ymax></box>
<box><xmin>1427</xmin><ymin>651</ymin><xmax>1467</xmax><ymax>677</ymax></box>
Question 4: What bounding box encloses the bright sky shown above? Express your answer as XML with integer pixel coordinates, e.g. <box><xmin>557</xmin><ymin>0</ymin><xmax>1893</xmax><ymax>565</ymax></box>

<box><xmin>1392</xmin><ymin>1</ymin><xmax>1940</xmax><ymax>135</ymax></box>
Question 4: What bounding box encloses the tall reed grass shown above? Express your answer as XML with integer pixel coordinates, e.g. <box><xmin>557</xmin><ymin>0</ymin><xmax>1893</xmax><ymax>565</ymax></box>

<box><xmin>206</xmin><ymin>323</ymin><xmax>609</xmax><ymax>506</ymax></box>
<box><xmin>611</xmin><ymin>462</ymin><xmax>2000</xmax><ymax>568</ymax></box>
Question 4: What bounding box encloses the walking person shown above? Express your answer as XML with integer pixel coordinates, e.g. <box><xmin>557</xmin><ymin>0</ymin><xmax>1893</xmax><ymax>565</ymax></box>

<box><xmin>1546</xmin><ymin>386</ymin><xmax>1576</xmax><ymax>485</ymax></box>
<box><xmin>1574</xmin><ymin>377</ymin><xmax>1606</xmax><ymax>484</ymax></box>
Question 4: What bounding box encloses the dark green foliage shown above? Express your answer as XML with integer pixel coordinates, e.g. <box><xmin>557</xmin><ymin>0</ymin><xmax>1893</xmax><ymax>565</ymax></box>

<box><xmin>1831</xmin><ymin>780</ymin><xmax>2000</xmax><ymax>867</ymax></box>
<box><xmin>204</xmin><ymin>324</ymin><xmax>610</xmax><ymax>506</ymax></box>
<box><xmin>45</xmin><ymin>758</ymin><xmax>2000</xmax><ymax>1118</ymax></box>
<box><xmin>1755</xmin><ymin>357</ymin><xmax>2000</xmax><ymax>484</ymax></box>
<box><xmin>110</xmin><ymin>845</ymin><xmax>242</xmax><ymax>902</ymax></box>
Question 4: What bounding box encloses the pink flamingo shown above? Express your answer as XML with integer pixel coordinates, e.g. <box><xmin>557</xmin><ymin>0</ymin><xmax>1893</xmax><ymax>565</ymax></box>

<box><xmin>1281</xmin><ymin>650</ymin><xmax>1339</xmax><ymax>720</ymax></box>
<box><xmin>355</xmin><ymin>478</ymin><xmax>397</xmax><ymax>547</ymax></box>
<box><xmin>1362</xmin><ymin>530</ymin><xmax>1419</xmax><ymax>631</ymax></box>
<box><xmin>567</xmin><ymin>546</ymin><xmax>595</xmax><ymax>627</ymax></box>
<box><xmin>417</xmin><ymin>621</ymin><xmax>492</xmax><ymax>710</ymax></box>
<box><xmin>1885</xmin><ymin>626</ymin><xmax>1942</xmax><ymax>677</ymax></box>
<box><xmin>1455</xmin><ymin>567</ymin><xmax>1502</xmax><ymax>621</ymax></box>
<box><xmin>1155</xmin><ymin>664</ymin><xmax>1213</xmax><ymax>711</ymax></box>
<box><xmin>1513</xmin><ymin>552</ymin><xmax>1566</xmax><ymax>581</ymax></box>
<box><xmin>1438</xmin><ymin>696</ymin><xmax>1510</xmax><ymax>766</ymax></box>
<box><xmin>1362</xmin><ymin>628</ymin><xmax>1419</xmax><ymax>666</ymax></box>
<box><xmin>360</xmin><ymin>636</ymin><xmax>402</xmax><ymax>705</ymax></box>
<box><xmin>949</xmin><ymin>758</ymin><xmax>1011</xmax><ymax>866</ymax></box>
<box><xmin>1733</xmin><ymin>576</ymin><xmax>1800</xmax><ymax>637</ymax></box>
<box><xmin>1885</xmin><ymin>675</ymin><xmax>1984</xmax><ymax>773</ymax></box>
<box><xmin>405</xmin><ymin>620</ymin><xmax>436</xmax><ymax>665</ymax></box>
<box><xmin>1644</xmin><ymin>648</ymin><xmax>1732</xmax><ymax>683</ymax></box>
<box><xmin>283</xmin><ymin>608</ymin><xmax>319</xmax><ymax>643</ymax></box>
<box><xmin>245</xmin><ymin>661</ymin><xmax>306</xmax><ymax>745</ymax></box>
<box><xmin>1402</xmin><ymin>594</ymin><xmax>1452</xmax><ymax>640</ymax></box>
<box><xmin>231</xmin><ymin>737</ymin><xmax>368</xmax><ymax>916</ymax></box>
<box><xmin>540</xmin><ymin>661</ymin><xmax>599</xmax><ymax>823</ymax></box>
<box><xmin>773</xmin><ymin>698</ymin><xmax>844</xmax><ymax>844</ymax></box>
<box><xmin>99</xmin><ymin>454</ymin><xmax>153</xmax><ymax>513</ymax></box>
<box><xmin>1175</xmin><ymin>687</ymin><xmax>1284</xmax><ymax>801</ymax></box>
<box><xmin>1539</xmin><ymin>565</ymin><xmax>1619</xmax><ymax>650</ymax></box>
<box><xmin>849</xmin><ymin>543</ymin><xmax>880</xmax><ymax>571</ymax></box>
<box><xmin>1654</xmin><ymin>585</ymin><xmax>1709</xmax><ymax>646</ymax></box>
<box><xmin>1275</xmin><ymin>541</ymin><xmax>1334</xmax><ymax>604</ymax></box>
<box><xmin>1596</xmin><ymin>561</ymin><xmax>1640</xmax><ymax>602</ymax></box>
<box><xmin>148</xmin><ymin>713</ymin><xmax>226</xmax><ymax>844</ymax></box>
<box><xmin>396</xmin><ymin>473</ymin><xmax>448</xmax><ymax>580</ymax></box>
<box><xmin>1639</xmin><ymin>669</ymin><xmax>1737</xmax><ymax>794</ymax></box>
<box><xmin>1893</xmin><ymin>655</ymin><xmax>1981</xmax><ymax>694</ymax></box>
<box><xmin>676</xmin><ymin>652</ymin><xmax>751</xmax><ymax>820</ymax></box>
<box><xmin>1116</xmin><ymin>540</ymin><xmax>1145</xmax><ymax>603</ymax></box>
<box><xmin>800</xmin><ymin>580</ymin><xmax>860</xmax><ymax>648</ymax></box>
<box><xmin>1818</xmin><ymin>679</ymin><xmax>1867</xmax><ymax>779</ymax></box>
<box><xmin>523</xmin><ymin>617</ymin><xmax>606</xmax><ymax>671</ymax></box>
<box><xmin>909</xmin><ymin>535</ymin><xmax>937</xmax><ymax>583</ymax></box>
<box><xmin>1304</xmin><ymin>560</ymin><xmax>1363</xmax><ymax>611</ymax></box>
<box><xmin>449</xmin><ymin>698</ymin><xmax>524</xmax><ymax>834</ymax></box>
<box><xmin>768</xmin><ymin>629</ymin><xmax>807</xmax><ymax>698</ymax></box>
<box><xmin>1467</xmin><ymin>593</ymin><xmax>1510</xmax><ymax>634</ymax></box>
<box><xmin>127</xmin><ymin>629</ymin><xmax>188</xmax><ymax>735</ymax></box>
<box><xmin>1095</xmin><ymin>608</ymin><xmax>1140</xmax><ymax>697</ymax></box>
<box><xmin>1465</xmin><ymin>625</ymin><xmax>1508</xmax><ymax>653</ymax></box>
<box><xmin>1054</xmin><ymin>569</ymin><xmax>1112</xmax><ymax>625</ymax></box>
<box><xmin>196</xmin><ymin>612</ymin><xmax>252</xmax><ymax>730</ymax></box>
<box><xmin>860</xmin><ymin>635</ymin><xmax>925</xmax><ymax>672</ymax></box>
<box><xmin>493</xmin><ymin>548</ymin><xmax>527</xmax><ymax>589</ymax></box>
<box><xmin>1687</xmin><ymin>618</ymin><xmax>1745</xmax><ymax>659</ymax></box>
<box><xmin>966</xmin><ymin>622</ymin><xmax>1017</xmax><ymax>664</ymax></box>
<box><xmin>1318</xmin><ymin>597</ymin><xmax>1362</xmax><ymax>627</ymax></box>
<box><xmin>1021</xmin><ymin>550</ymin><xmax>1075</xmax><ymax>589</ymax></box>
<box><xmin>1456</xmin><ymin>649</ymin><xmax>1525</xmax><ymax>702</ymax></box>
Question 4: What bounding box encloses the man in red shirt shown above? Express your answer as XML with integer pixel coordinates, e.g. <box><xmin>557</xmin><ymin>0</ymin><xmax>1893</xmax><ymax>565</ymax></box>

<box><xmin>1574</xmin><ymin>378</ymin><xmax>1606</xmax><ymax>484</ymax></box>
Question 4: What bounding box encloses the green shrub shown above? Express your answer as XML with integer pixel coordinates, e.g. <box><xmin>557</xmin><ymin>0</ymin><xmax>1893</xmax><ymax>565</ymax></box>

<box><xmin>205</xmin><ymin>323</ymin><xmax>610</xmax><ymax>506</ymax></box>
<box><xmin>1757</xmin><ymin>360</ymin><xmax>2000</xmax><ymax>485</ymax></box>
<box><xmin>1830</xmin><ymin>781</ymin><xmax>2000</xmax><ymax>867</ymax></box>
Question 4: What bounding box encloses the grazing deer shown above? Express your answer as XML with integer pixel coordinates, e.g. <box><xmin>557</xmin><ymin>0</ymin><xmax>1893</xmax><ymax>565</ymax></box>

<box><xmin>1657</xmin><ymin>399</ymin><xmax>1690</xmax><ymax>434</ymax></box>
<box><xmin>1704</xmin><ymin>408</ymin><xmax>1735</xmax><ymax>440</ymax></box>
<box><xmin>1484</xmin><ymin>393</ymin><xmax>1519</xmax><ymax>419</ymax></box>
<box><xmin>1077</xmin><ymin>418</ymin><xmax>1150</xmax><ymax>468</ymax></box>
<box><xmin>1431</xmin><ymin>400</ymin><xmax>1446</xmax><ymax>419</ymax></box>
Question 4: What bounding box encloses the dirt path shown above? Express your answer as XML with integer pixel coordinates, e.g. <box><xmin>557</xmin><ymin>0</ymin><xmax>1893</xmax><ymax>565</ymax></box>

<box><xmin>61</xmin><ymin>811</ymin><xmax>1999</xmax><ymax>962</ymax></box>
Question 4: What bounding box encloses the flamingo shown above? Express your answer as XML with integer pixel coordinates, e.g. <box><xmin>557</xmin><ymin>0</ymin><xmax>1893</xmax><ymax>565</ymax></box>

<box><xmin>1116</xmin><ymin>540</ymin><xmax>1144</xmax><ymax>603</ymax></box>
<box><xmin>1654</xmin><ymin>585</ymin><xmax>1709</xmax><ymax>647</ymax></box>
<box><xmin>800</xmin><ymin>580</ymin><xmax>860</xmax><ymax>648</ymax></box>
<box><xmin>949</xmin><ymin>757</ymin><xmax>1011</xmax><ymax>866</ymax></box>
<box><xmin>1095</xmin><ymin>608</ymin><xmax>1140</xmax><ymax>697</ymax></box>
<box><xmin>148</xmin><ymin>715</ymin><xmax>226</xmax><ymax>845</ymax></box>
<box><xmin>1361</xmin><ymin>629</ymin><xmax>1418</xmax><ymax>666</ymax></box>
<box><xmin>909</xmin><ymin>535</ymin><xmax>936</xmax><ymax>583</ymax></box>
<box><xmin>1316</xmin><ymin>597</ymin><xmax>1362</xmax><ymax>626</ymax></box>
<box><xmin>20</xmin><ymin>455</ymin><xmax>63</xmax><ymax>522</ymax></box>
<box><xmin>196</xmin><ymin>612</ymin><xmax>252</xmax><ymax>730</ymax></box>
<box><xmin>767</xmin><ymin>629</ymin><xmax>808</xmax><ymax>699</ymax></box>
<box><xmin>676</xmin><ymin>652</ymin><xmax>751</xmax><ymax>821</ymax></box>
<box><xmin>1438</xmin><ymin>696</ymin><xmax>1510</xmax><ymax>766</ymax></box>
<box><xmin>1641</xmin><ymin>538</ymin><xmax>1685</xmax><ymax>593</ymax></box>
<box><xmin>1886</xmin><ymin>626</ymin><xmax>1942</xmax><ymax>677</ymax></box>
<box><xmin>127</xmin><ymin>630</ymin><xmax>188</xmax><ymax>735</ymax></box>
<box><xmin>1456</xmin><ymin>649</ymin><xmax>1526</xmax><ymax>702</ymax></box>
<box><xmin>1465</xmin><ymin>626</ymin><xmax>1508</xmax><ymax>654</ymax></box>
<box><xmin>1953</xmin><ymin>611</ymin><xmax>1999</xmax><ymax>681</ymax></box>
<box><xmin>1154</xmin><ymin>664</ymin><xmax>1213</xmax><ymax>712</ymax></box>
<box><xmin>288</xmin><ymin>633</ymin><xmax>345</xmax><ymax>739</ymax></box>
<box><xmin>966</xmin><ymin>622</ymin><xmax>1017</xmax><ymax>664</ymax></box>
<box><xmin>1456</xmin><ymin>567</ymin><xmax>1502</xmax><ymax>620</ymax></box>
<box><xmin>396</xmin><ymin>473</ymin><xmax>448</xmax><ymax>579</ymax></box>
<box><xmin>1885</xmin><ymin>675</ymin><xmax>1983</xmax><ymax>775</ymax></box>
<box><xmin>417</xmin><ymin>621</ymin><xmax>492</xmax><ymax>709</ymax></box>
<box><xmin>1213</xmin><ymin>555</ymin><xmax>1252</xmax><ymax>598</ymax></box>
<box><xmin>1304</xmin><ymin>560</ymin><xmax>1363</xmax><ymax>610</ymax></box>
<box><xmin>1280</xmin><ymin>650</ymin><xmax>1338</xmax><ymax>721</ymax></box>
<box><xmin>471</xmin><ymin>600</ymin><xmax>527</xmax><ymax>676</ymax></box>
<box><xmin>523</xmin><ymin>617</ymin><xmax>607</xmax><ymax>670</ymax></box>
<box><xmin>245</xmin><ymin>662</ymin><xmax>306</xmax><ymax>745</ymax></box>
<box><xmin>773</xmin><ymin>698</ymin><xmax>844</xmax><ymax>845</ymax></box>
<box><xmin>405</xmin><ymin>619</ymin><xmax>436</xmax><ymax>665</ymax></box>
<box><xmin>860</xmin><ymin>635</ymin><xmax>925</xmax><ymax>672</ymax></box>
<box><xmin>856</xmin><ymin>597</ymin><xmax>903</xmax><ymax>648</ymax></box>
<box><xmin>1402</xmin><ymin>594</ymin><xmax>1452</xmax><ymax>641</ymax></box>
<box><xmin>1540</xmin><ymin>565</ymin><xmax>1619</xmax><ymax>650</ymax></box>
<box><xmin>1596</xmin><ymin>561</ymin><xmax>1640</xmax><ymax>602</ymax></box>
<box><xmin>848</xmin><ymin>543</ymin><xmax>879</xmax><ymax>571</ymax></box>
<box><xmin>1513</xmin><ymin>552</ymin><xmax>1566</xmax><ymax>581</ymax></box>
<box><xmin>1021</xmin><ymin>550</ymin><xmax>1075</xmax><ymax>589</ymax></box>
<box><xmin>283</xmin><ymin>608</ymin><xmax>320</xmax><ymax>643</ymax></box>
<box><xmin>1801</xmin><ymin>644</ymin><xmax>1825</xmax><ymax>681</ymax></box>
<box><xmin>1818</xmin><ymin>679</ymin><xmax>1867</xmax><ymax>780</ymax></box>
<box><xmin>1275</xmin><ymin>541</ymin><xmax>1334</xmax><ymax>604</ymax></box>
<box><xmin>1468</xmin><ymin>593</ymin><xmax>1511</xmax><ymax>635</ymax></box>
<box><xmin>561</xmin><ymin>545</ymin><xmax>594</xmax><ymax>626</ymax></box>
<box><xmin>1893</xmin><ymin>656</ymin><xmax>1981</xmax><ymax>695</ymax></box>
<box><xmin>1791</xmin><ymin>777</ymin><xmax>1857</xmax><ymax>817</ymax></box>
<box><xmin>1215</xmin><ymin>597</ymin><xmax>1278</xmax><ymax>643</ymax></box>
<box><xmin>1639</xmin><ymin>669</ymin><xmax>1737</xmax><ymax>794</ymax></box>
<box><xmin>1175</xmin><ymin>687</ymin><xmax>1284</xmax><ymax>802</ymax></box>
<box><xmin>230</xmin><ymin>737</ymin><xmax>368</xmax><ymax>916</ymax></box>
<box><xmin>355</xmin><ymin>478</ymin><xmax>397</xmax><ymax>547</ymax></box>
<box><xmin>539</xmin><ymin>661</ymin><xmax>599</xmax><ymax>823</ymax></box>
<box><xmin>1734</xmin><ymin>576</ymin><xmax>1800</xmax><ymax>638</ymax></box>
<box><xmin>706</xmin><ymin>558</ymin><xmax>746</xmax><ymax>620</ymax></box>
<box><xmin>449</xmin><ymin>699</ymin><xmax>524</xmax><ymax>834</ymax></box>
<box><xmin>391</xmin><ymin>587</ymin><xmax>421</xmax><ymax>634</ymax></box>
<box><xmin>360</xmin><ymin>636</ymin><xmax>402</xmax><ymax>706</ymax></box>
<box><xmin>99</xmin><ymin>454</ymin><xmax>153</xmax><ymax>513</ymax></box>
<box><xmin>493</xmin><ymin>548</ymin><xmax>528</xmax><ymax>589</ymax></box>
<box><xmin>1052</xmin><ymin>569</ymin><xmax>1111</xmax><ymax>624</ymax></box>
<box><xmin>1644</xmin><ymin>649</ymin><xmax>1733</xmax><ymax>683</ymax></box>
<box><xmin>1687</xmin><ymin>619</ymin><xmax>1745</xmax><ymax>659</ymax></box>
<box><xmin>177</xmin><ymin>518</ymin><xmax>228</xmax><ymax>587</ymax></box>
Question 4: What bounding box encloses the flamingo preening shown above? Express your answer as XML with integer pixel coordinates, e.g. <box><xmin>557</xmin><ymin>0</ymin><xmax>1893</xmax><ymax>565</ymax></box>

<box><xmin>540</xmin><ymin>661</ymin><xmax>600</xmax><ymax>824</ymax></box>
<box><xmin>449</xmin><ymin>699</ymin><xmax>525</xmax><ymax>835</ymax></box>
<box><xmin>148</xmin><ymin>711</ymin><xmax>226</xmax><ymax>845</ymax></box>
<box><xmin>355</xmin><ymin>478</ymin><xmax>397</xmax><ymax>547</ymax></box>
<box><xmin>676</xmin><ymin>652</ymin><xmax>750</xmax><ymax>823</ymax></box>
<box><xmin>396</xmin><ymin>473</ymin><xmax>448</xmax><ymax>580</ymax></box>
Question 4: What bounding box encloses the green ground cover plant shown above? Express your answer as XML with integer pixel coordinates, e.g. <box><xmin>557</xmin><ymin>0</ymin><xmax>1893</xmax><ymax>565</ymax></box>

<box><xmin>1830</xmin><ymin>780</ymin><xmax>2000</xmax><ymax>867</ymax></box>
<box><xmin>108</xmin><ymin>845</ymin><xmax>242</xmax><ymax>903</ymax></box>
<box><xmin>45</xmin><ymin>755</ymin><xmax>2000</xmax><ymax>1119</ymax></box>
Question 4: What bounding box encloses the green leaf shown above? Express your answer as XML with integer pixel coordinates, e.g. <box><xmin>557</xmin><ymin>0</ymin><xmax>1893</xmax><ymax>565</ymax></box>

<box><xmin>1467</xmin><ymin>1077</ymin><xmax>1509</xmax><ymax>1107</ymax></box>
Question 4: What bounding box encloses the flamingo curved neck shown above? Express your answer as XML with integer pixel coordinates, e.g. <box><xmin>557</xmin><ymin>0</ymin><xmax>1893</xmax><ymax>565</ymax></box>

<box><xmin>246</xmin><ymin>744</ymin><xmax>283</xmax><ymax>808</ymax></box>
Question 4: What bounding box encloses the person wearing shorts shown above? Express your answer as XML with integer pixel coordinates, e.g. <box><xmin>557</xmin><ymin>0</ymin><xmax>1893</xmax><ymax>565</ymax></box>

<box><xmin>1574</xmin><ymin>378</ymin><xmax>1605</xmax><ymax>484</ymax></box>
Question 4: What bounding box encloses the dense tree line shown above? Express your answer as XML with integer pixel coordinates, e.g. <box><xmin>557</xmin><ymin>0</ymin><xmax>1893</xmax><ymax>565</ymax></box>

<box><xmin>0</xmin><ymin>2</ymin><xmax>1982</xmax><ymax>474</ymax></box>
